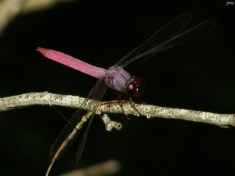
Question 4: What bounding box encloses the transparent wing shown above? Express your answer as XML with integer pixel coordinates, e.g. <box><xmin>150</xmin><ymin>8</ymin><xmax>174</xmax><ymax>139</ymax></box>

<box><xmin>114</xmin><ymin>12</ymin><xmax>193</xmax><ymax>67</ymax></box>
<box><xmin>75</xmin><ymin>77</ymin><xmax>108</xmax><ymax>163</ymax></box>
<box><xmin>49</xmin><ymin>77</ymin><xmax>107</xmax><ymax>160</ymax></box>
<box><xmin>115</xmin><ymin>13</ymin><xmax>217</xmax><ymax>68</ymax></box>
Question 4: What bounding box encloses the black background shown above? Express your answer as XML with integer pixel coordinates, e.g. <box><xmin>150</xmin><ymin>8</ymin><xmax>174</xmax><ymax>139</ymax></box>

<box><xmin>0</xmin><ymin>0</ymin><xmax>235</xmax><ymax>175</ymax></box>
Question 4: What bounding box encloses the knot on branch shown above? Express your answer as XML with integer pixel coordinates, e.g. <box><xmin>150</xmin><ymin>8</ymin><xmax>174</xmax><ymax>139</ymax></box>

<box><xmin>101</xmin><ymin>114</ymin><xmax>122</xmax><ymax>131</ymax></box>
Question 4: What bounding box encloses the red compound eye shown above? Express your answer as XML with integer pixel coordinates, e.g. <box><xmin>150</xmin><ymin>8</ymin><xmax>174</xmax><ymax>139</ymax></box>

<box><xmin>126</xmin><ymin>76</ymin><xmax>145</xmax><ymax>97</ymax></box>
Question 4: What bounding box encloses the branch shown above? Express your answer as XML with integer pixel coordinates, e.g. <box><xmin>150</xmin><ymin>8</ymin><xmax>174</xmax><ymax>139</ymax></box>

<box><xmin>0</xmin><ymin>92</ymin><xmax>234</xmax><ymax>127</ymax></box>
<box><xmin>0</xmin><ymin>0</ymin><xmax>75</xmax><ymax>35</ymax></box>
<box><xmin>61</xmin><ymin>160</ymin><xmax>120</xmax><ymax>176</ymax></box>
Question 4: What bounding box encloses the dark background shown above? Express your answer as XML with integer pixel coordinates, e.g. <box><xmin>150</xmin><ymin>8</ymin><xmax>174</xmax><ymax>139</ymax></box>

<box><xmin>0</xmin><ymin>0</ymin><xmax>235</xmax><ymax>175</ymax></box>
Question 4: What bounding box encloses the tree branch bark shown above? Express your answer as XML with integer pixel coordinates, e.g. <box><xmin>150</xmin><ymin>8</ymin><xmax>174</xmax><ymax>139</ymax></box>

<box><xmin>61</xmin><ymin>160</ymin><xmax>120</xmax><ymax>176</ymax></box>
<box><xmin>0</xmin><ymin>0</ymin><xmax>75</xmax><ymax>35</ymax></box>
<box><xmin>0</xmin><ymin>92</ymin><xmax>234</xmax><ymax>127</ymax></box>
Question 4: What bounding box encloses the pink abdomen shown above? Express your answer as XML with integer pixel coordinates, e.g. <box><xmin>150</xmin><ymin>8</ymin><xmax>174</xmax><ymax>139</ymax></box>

<box><xmin>37</xmin><ymin>47</ymin><xmax>106</xmax><ymax>79</ymax></box>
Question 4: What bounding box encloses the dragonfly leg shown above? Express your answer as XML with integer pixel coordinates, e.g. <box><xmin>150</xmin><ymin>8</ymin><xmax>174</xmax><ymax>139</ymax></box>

<box><xmin>116</xmin><ymin>94</ymin><xmax>131</xmax><ymax>120</ymax></box>
<box><xmin>128</xmin><ymin>97</ymin><xmax>142</xmax><ymax>116</ymax></box>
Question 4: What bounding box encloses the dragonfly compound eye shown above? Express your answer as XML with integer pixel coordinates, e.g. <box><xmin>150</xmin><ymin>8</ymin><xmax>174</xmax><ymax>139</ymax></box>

<box><xmin>126</xmin><ymin>76</ymin><xmax>145</xmax><ymax>97</ymax></box>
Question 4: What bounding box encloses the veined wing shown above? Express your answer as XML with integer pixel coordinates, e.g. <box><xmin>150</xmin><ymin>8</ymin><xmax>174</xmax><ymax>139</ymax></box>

<box><xmin>46</xmin><ymin>77</ymin><xmax>108</xmax><ymax>176</ymax></box>
<box><xmin>114</xmin><ymin>12</ymin><xmax>192</xmax><ymax>67</ymax></box>
<box><xmin>115</xmin><ymin>13</ymin><xmax>217</xmax><ymax>68</ymax></box>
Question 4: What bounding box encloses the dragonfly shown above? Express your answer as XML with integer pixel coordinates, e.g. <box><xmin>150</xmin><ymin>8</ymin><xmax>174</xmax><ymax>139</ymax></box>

<box><xmin>37</xmin><ymin>12</ymin><xmax>217</xmax><ymax>176</ymax></box>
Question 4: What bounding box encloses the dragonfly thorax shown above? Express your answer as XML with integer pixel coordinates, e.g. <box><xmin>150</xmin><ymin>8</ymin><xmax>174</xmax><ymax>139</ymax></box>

<box><xmin>104</xmin><ymin>67</ymin><xmax>145</xmax><ymax>97</ymax></box>
<box><xmin>104</xmin><ymin>67</ymin><xmax>131</xmax><ymax>91</ymax></box>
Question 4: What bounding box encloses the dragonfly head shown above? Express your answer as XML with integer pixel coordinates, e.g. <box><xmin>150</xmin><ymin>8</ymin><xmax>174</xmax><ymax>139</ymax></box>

<box><xmin>126</xmin><ymin>76</ymin><xmax>145</xmax><ymax>97</ymax></box>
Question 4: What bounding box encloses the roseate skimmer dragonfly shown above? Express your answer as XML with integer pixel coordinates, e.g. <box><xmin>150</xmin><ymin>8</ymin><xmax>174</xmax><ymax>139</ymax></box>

<box><xmin>37</xmin><ymin>12</ymin><xmax>216</xmax><ymax>176</ymax></box>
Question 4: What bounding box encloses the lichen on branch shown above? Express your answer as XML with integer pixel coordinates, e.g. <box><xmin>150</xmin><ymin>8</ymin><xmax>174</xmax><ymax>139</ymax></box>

<box><xmin>0</xmin><ymin>92</ymin><xmax>234</xmax><ymax>127</ymax></box>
